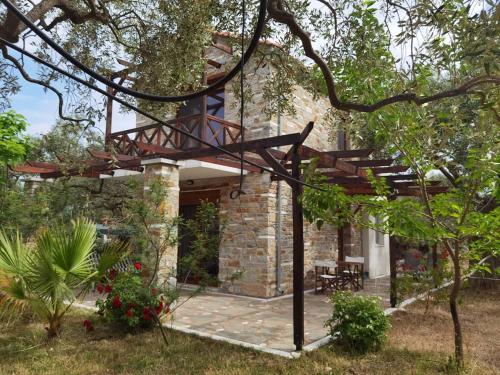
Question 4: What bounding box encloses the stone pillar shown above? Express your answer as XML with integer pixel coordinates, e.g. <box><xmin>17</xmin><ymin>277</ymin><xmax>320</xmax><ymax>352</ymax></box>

<box><xmin>23</xmin><ymin>177</ymin><xmax>44</xmax><ymax>194</ymax></box>
<box><xmin>141</xmin><ymin>158</ymin><xmax>180</xmax><ymax>283</ymax></box>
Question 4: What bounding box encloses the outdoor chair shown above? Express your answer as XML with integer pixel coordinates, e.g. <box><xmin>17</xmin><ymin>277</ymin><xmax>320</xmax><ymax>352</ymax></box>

<box><xmin>338</xmin><ymin>256</ymin><xmax>365</xmax><ymax>291</ymax></box>
<box><xmin>314</xmin><ymin>260</ymin><xmax>340</xmax><ymax>294</ymax></box>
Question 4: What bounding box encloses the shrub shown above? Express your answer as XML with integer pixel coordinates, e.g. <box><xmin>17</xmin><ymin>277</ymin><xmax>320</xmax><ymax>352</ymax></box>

<box><xmin>0</xmin><ymin>219</ymin><xmax>123</xmax><ymax>337</ymax></box>
<box><xmin>96</xmin><ymin>265</ymin><xmax>178</xmax><ymax>330</ymax></box>
<box><xmin>325</xmin><ymin>291</ymin><xmax>390</xmax><ymax>353</ymax></box>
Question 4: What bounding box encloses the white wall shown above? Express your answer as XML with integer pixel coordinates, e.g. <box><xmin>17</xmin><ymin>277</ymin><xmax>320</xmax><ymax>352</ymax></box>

<box><xmin>362</xmin><ymin>216</ymin><xmax>390</xmax><ymax>279</ymax></box>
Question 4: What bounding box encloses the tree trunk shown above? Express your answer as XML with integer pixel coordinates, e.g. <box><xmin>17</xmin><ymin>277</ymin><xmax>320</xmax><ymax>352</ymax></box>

<box><xmin>449</xmin><ymin>254</ymin><xmax>464</xmax><ymax>367</ymax></box>
<box><xmin>46</xmin><ymin>318</ymin><xmax>61</xmax><ymax>338</ymax></box>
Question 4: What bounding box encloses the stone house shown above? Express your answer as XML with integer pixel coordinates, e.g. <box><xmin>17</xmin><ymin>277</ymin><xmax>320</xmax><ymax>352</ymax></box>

<box><xmin>116</xmin><ymin>34</ymin><xmax>391</xmax><ymax>298</ymax></box>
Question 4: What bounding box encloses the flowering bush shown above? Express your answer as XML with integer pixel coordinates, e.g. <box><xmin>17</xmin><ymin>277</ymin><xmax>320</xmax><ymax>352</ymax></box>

<box><xmin>95</xmin><ymin>264</ymin><xmax>178</xmax><ymax>330</ymax></box>
<box><xmin>325</xmin><ymin>291</ymin><xmax>390</xmax><ymax>353</ymax></box>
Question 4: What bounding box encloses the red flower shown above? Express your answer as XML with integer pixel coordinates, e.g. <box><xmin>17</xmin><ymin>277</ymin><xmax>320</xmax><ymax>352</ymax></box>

<box><xmin>96</xmin><ymin>284</ymin><xmax>104</xmax><ymax>294</ymax></box>
<box><xmin>108</xmin><ymin>269</ymin><xmax>117</xmax><ymax>280</ymax></box>
<box><xmin>112</xmin><ymin>295</ymin><xmax>122</xmax><ymax>309</ymax></box>
<box><xmin>83</xmin><ymin>319</ymin><xmax>94</xmax><ymax>332</ymax></box>
<box><xmin>125</xmin><ymin>309</ymin><xmax>134</xmax><ymax>318</ymax></box>
<box><xmin>155</xmin><ymin>301</ymin><xmax>164</xmax><ymax>315</ymax></box>
<box><xmin>104</xmin><ymin>284</ymin><xmax>112</xmax><ymax>293</ymax></box>
<box><xmin>151</xmin><ymin>288</ymin><xmax>158</xmax><ymax>296</ymax></box>
<box><xmin>142</xmin><ymin>307</ymin><xmax>152</xmax><ymax>321</ymax></box>
<box><xmin>414</xmin><ymin>253</ymin><xmax>421</xmax><ymax>260</ymax></box>
<box><xmin>134</xmin><ymin>262</ymin><xmax>142</xmax><ymax>271</ymax></box>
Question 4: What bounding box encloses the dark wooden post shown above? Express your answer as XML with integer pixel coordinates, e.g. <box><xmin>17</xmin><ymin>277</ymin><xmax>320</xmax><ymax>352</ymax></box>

<box><xmin>291</xmin><ymin>146</ymin><xmax>304</xmax><ymax>351</ymax></box>
<box><xmin>389</xmin><ymin>235</ymin><xmax>398</xmax><ymax>307</ymax></box>
<box><xmin>200</xmin><ymin>72</ymin><xmax>208</xmax><ymax>147</ymax></box>
<box><xmin>431</xmin><ymin>243</ymin><xmax>438</xmax><ymax>287</ymax></box>
<box><xmin>388</xmin><ymin>194</ymin><xmax>398</xmax><ymax>308</ymax></box>
<box><xmin>105</xmin><ymin>85</ymin><xmax>114</xmax><ymax>141</ymax></box>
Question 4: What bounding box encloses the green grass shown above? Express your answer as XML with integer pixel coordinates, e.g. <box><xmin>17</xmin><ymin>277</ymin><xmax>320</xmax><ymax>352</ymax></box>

<box><xmin>1</xmin><ymin>287</ymin><xmax>498</xmax><ymax>375</ymax></box>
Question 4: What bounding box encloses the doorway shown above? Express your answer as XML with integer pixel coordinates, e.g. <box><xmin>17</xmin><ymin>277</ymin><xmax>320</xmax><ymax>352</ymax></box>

<box><xmin>177</xmin><ymin>190</ymin><xmax>220</xmax><ymax>285</ymax></box>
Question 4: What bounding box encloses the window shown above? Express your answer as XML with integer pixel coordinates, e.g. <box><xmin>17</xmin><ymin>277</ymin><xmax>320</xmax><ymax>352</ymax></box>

<box><xmin>374</xmin><ymin>215</ymin><xmax>385</xmax><ymax>246</ymax></box>
<box><xmin>178</xmin><ymin>89</ymin><xmax>225</xmax><ymax>149</ymax></box>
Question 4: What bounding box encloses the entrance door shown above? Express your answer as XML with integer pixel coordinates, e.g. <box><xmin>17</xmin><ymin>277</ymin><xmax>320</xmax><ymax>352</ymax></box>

<box><xmin>177</xmin><ymin>191</ymin><xmax>220</xmax><ymax>284</ymax></box>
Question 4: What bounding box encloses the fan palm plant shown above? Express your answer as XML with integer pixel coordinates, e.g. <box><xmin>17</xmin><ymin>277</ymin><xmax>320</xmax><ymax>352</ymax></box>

<box><xmin>0</xmin><ymin>218</ymin><xmax>125</xmax><ymax>337</ymax></box>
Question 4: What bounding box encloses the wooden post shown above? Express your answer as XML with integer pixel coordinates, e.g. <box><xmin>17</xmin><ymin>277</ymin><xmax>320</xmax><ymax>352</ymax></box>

<box><xmin>388</xmin><ymin>194</ymin><xmax>398</xmax><ymax>308</ymax></box>
<box><xmin>291</xmin><ymin>146</ymin><xmax>304</xmax><ymax>351</ymax></box>
<box><xmin>105</xmin><ymin>85</ymin><xmax>114</xmax><ymax>141</ymax></box>
<box><xmin>432</xmin><ymin>243</ymin><xmax>438</xmax><ymax>287</ymax></box>
<box><xmin>200</xmin><ymin>73</ymin><xmax>208</xmax><ymax>147</ymax></box>
<box><xmin>389</xmin><ymin>235</ymin><xmax>398</xmax><ymax>308</ymax></box>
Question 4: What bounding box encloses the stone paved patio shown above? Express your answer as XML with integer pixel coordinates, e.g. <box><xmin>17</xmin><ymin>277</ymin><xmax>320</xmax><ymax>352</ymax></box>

<box><xmin>78</xmin><ymin>277</ymin><xmax>390</xmax><ymax>354</ymax></box>
<box><xmin>164</xmin><ymin>277</ymin><xmax>391</xmax><ymax>353</ymax></box>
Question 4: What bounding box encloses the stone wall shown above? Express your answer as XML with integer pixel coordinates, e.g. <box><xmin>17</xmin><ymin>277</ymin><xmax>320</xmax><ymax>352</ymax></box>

<box><xmin>132</xmin><ymin>35</ymin><xmax>362</xmax><ymax>298</ymax></box>
<box><xmin>267</xmin><ymin>180</ymin><xmax>338</xmax><ymax>295</ymax></box>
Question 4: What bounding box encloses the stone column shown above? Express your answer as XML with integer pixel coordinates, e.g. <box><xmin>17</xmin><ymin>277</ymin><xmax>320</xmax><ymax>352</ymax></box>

<box><xmin>141</xmin><ymin>158</ymin><xmax>181</xmax><ymax>284</ymax></box>
<box><xmin>23</xmin><ymin>177</ymin><xmax>44</xmax><ymax>194</ymax></box>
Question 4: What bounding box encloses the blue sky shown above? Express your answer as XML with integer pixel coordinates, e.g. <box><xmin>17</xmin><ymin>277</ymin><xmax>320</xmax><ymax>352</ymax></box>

<box><xmin>8</xmin><ymin>59</ymin><xmax>136</xmax><ymax>137</ymax></box>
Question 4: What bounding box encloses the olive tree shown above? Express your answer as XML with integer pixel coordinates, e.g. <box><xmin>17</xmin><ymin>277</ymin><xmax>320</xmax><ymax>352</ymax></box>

<box><xmin>0</xmin><ymin>1</ymin><xmax>498</xmax><ymax>123</ymax></box>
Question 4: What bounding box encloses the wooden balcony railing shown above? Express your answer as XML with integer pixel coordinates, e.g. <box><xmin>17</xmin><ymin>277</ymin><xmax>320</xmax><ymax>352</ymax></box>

<box><xmin>106</xmin><ymin>114</ymin><xmax>242</xmax><ymax>157</ymax></box>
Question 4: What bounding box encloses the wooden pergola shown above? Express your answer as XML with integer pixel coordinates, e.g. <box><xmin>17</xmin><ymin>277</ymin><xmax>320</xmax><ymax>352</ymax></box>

<box><xmin>12</xmin><ymin>121</ymin><xmax>446</xmax><ymax>351</ymax></box>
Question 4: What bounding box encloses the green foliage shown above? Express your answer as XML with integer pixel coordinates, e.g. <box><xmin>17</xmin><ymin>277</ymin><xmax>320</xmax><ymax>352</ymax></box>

<box><xmin>0</xmin><ymin>110</ymin><xmax>30</xmax><ymax>166</ymax></box>
<box><xmin>96</xmin><ymin>268</ymin><xmax>178</xmax><ymax>330</ymax></box>
<box><xmin>0</xmin><ymin>219</ymin><xmax>123</xmax><ymax>336</ymax></box>
<box><xmin>122</xmin><ymin>176</ymin><xmax>179</xmax><ymax>284</ymax></box>
<box><xmin>3</xmin><ymin>1</ymin><xmax>497</xmax><ymax>125</ymax></box>
<box><xmin>326</xmin><ymin>291</ymin><xmax>391</xmax><ymax>353</ymax></box>
<box><xmin>0</xmin><ymin>121</ymin><xmax>137</xmax><ymax>238</ymax></box>
<box><xmin>177</xmin><ymin>201</ymin><xmax>226</xmax><ymax>287</ymax></box>
<box><xmin>28</xmin><ymin>121</ymin><xmax>104</xmax><ymax>169</ymax></box>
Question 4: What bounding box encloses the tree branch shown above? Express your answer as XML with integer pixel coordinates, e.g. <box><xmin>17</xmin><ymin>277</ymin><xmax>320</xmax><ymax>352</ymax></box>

<box><xmin>0</xmin><ymin>0</ymin><xmax>111</xmax><ymax>42</ymax></box>
<box><xmin>1</xmin><ymin>45</ymin><xmax>93</xmax><ymax>124</ymax></box>
<box><xmin>267</xmin><ymin>0</ymin><xmax>500</xmax><ymax>113</ymax></box>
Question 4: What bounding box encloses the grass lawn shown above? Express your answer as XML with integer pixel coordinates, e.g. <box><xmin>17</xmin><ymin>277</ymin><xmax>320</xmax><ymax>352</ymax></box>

<box><xmin>1</xmin><ymin>287</ymin><xmax>498</xmax><ymax>375</ymax></box>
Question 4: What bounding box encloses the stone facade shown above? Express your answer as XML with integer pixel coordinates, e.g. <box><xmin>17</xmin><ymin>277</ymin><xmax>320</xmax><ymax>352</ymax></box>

<box><xmin>133</xmin><ymin>36</ymin><xmax>367</xmax><ymax>298</ymax></box>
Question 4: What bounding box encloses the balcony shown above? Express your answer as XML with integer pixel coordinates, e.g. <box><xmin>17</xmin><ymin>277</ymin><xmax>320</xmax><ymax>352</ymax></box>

<box><xmin>106</xmin><ymin>114</ymin><xmax>242</xmax><ymax>158</ymax></box>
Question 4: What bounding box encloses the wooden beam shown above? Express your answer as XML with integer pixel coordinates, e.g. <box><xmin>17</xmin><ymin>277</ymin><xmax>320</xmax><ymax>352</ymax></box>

<box><xmin>257</xmin><ymin>149</ymin><xmax>291</xmax><ymax>179</ymax></box>
<box><xmin>370</xmin><ymin>165</ymin><xmax>410</xmax><ymax>174</ymax></box>
<box><xmin>88</xmin><ymin>149</ymin><xmax>136</xmax><ymax>161</ymax></box>
<box><xmin>196</xmin><ymin>156</ymin><xmax>262</xmax><ymax>173</ymax></box>
<box><xmin>207</xmin><ymin>59</ymin><xmax>222</xmax><ymax>69</ymax></box>
<box><xmin>11</xmin><ymin>165</ymin><xmax>57</xmax><ymax>174</ymax></box>
<box><xmin>321</xmin><ymin>165</ymin><xmax>410</xmax><ymax>178</ymax></box>
<box><xmin>216</xmin><ymin>153</ymin><xmax>268</xmax><ymax>169</ymax></box>
<box><xmin>327</xmin><ymin>174</ymin><xmax>418</xmax><ymax>185</ymax></box>
<box><xmin>281</xmin><ymin>122</ymin><xmax>315</xmax><ymax>164</ymax></box>
<box><xmin>211</xmin><ymin>42</ymin><xmax>233</xmax><ymax>55</ymax></box>
<box><xmin>322</xmin><ymin>148</ymin><xmax>374</xmax><ymax>158</ymax></box>
<box><xmin>136</xmin><ymin>133</ymin><xmax>302</xmax><ymax>161</ymax></box>
<box><xmin>349</xmin><ymin>159</ymin><xmax>394</xmax><ymax>167</ymax></box>
<box><xmin>27</xmin><ymin>161</ymin><xmax>59</xmax><ymax>170</ymax></box>
<box><xmin>299</xmin><ymin>146</ymin><xmax>365</xmax><ymax>177</ymax></box>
